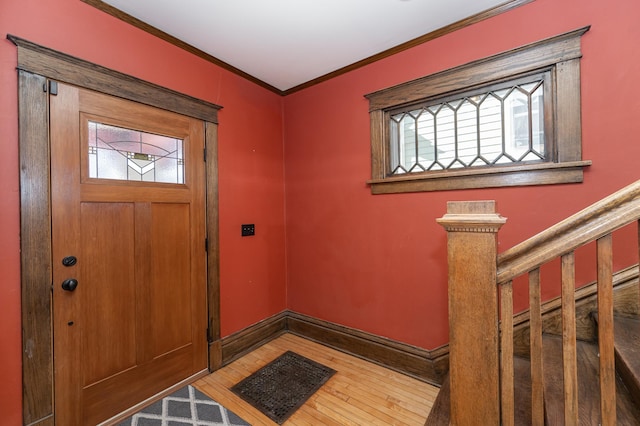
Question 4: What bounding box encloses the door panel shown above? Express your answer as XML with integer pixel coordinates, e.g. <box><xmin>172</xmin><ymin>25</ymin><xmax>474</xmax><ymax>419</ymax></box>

<box><xmin>81</xmin><ymin>202</ymin><xmax>137</xmax><ymax>385</ymax></box>
<box><xmin>150</xmin><ymin>202</ymin><xmax>192</xmax><ymax>356</ymax></box>
<box><xmin>51</xmin><ymin>82</ymin><xmax>207</xmax><ymax>425</ymax></box>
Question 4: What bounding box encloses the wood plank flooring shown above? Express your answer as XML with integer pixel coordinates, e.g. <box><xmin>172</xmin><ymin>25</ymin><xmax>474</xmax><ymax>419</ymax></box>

<box><xmin>194</xmin><ymin>333</ymin><xmax>439</xmax><ymax>425</ymax></box>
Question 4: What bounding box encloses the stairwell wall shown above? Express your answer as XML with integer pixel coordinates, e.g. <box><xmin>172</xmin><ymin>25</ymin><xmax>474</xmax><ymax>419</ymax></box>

<box><xmin>283</xmin><ymin>0</ymin><xmax>640</xmax><ymax>349</ymax></box>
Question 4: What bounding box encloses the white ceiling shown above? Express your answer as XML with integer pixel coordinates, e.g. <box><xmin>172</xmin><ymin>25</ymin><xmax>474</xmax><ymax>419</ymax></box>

<box><xmin>102</xmin><ymin>0</ymin><xmax>509</xmax><ymax>91</ymax></box>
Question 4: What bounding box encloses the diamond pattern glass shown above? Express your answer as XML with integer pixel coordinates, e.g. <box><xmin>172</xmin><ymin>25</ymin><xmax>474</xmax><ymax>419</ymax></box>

<box><xmin>389</xmin><ymin>78</ymin><xmax>545</xmax><ymax>175</ymax></box>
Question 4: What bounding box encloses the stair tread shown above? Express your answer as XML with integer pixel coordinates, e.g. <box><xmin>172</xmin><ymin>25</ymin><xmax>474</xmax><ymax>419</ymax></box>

<box><xmin>614</xmin><ymin>315</ymin><xmax>640</xmax><ymax>406</ymax></box>
<box><xmin>542</xmin><ymin>334</ymin><xmax>640</xmax><ymax>425</ymax></box>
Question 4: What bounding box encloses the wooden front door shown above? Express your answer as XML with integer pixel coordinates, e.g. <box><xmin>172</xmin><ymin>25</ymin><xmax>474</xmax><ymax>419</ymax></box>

<box><xmin>50</xmin><ymin>82</ymin><xmax>207</xmax><ymax>425</ymax></box>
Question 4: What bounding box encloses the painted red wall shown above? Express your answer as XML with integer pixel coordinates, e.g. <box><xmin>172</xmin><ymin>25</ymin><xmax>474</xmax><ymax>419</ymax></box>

<box><xmin>284</xmin><ymin>0</ymin><xmax>640</xmax><ymax>349</ymax></box>
<box><xmin>0</xmin><ymin>0</ymin><xmax>286</xmax><ymax>423</ymax></box>
<box><xmin>3</xmin><ymin>0</ymin><xmax>640</xmax><ymax>423</ymax></box>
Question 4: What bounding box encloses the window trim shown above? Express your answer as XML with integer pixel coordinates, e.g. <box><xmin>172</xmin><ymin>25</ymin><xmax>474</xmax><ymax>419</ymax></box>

<box><xmin>365</xmin><ymin>26</ymin><xmax>591</xmax><ymax>194</ymax></box>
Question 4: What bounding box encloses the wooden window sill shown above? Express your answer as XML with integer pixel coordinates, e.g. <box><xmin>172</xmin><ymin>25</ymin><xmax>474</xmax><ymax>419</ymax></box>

<box><xmin>368</xmin><ymin>160</ymin><xmax>592</xmax><ymax>194</ymax></box>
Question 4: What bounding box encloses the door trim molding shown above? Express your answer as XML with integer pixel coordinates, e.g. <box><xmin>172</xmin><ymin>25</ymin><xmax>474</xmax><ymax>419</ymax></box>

<box><xmin>11</xmin><ymin>36</ymin><xmax>222</xmax><ymax>425</ymax></box>
<box><xmin>8</xmin><ymin>35</ymin><xmax>221</xmax><ymax>123</ymax></box>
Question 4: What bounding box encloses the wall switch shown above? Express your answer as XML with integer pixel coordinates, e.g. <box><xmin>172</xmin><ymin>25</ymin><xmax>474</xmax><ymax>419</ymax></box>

<box><xmin>241</xmin><ymin>224</ymin><xmax>255</xmax><ymax>236</ymax></box>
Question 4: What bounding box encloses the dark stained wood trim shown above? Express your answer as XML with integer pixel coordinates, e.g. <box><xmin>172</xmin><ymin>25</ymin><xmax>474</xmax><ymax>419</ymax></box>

<box><xmin>7</xmin><ymin>35</ymin><xmax>221</xmax><ymax>123</ymax></box>
<box><xmin>220</xmin><ymin>311</ymin><xmax>288</xmax><ymax>366</ymax></box>
<box><xmin>25</xmin><ymin>416</ymin><xmax>54</xmax><ymax>426</ymax></box>
<box><xmin>19</xmin><ymin>70</ymin><xmax>54</xmax><ymax>426</ymax></box>
<box><xmin>365</xmin><ymin>26</ymin><xmax>590</xmax><ymax>110</ymax></box>
<box><xmin>370</xmin><ymin>162</ymin><xmax>591</xmax><ymax>194</ymax></box>
<box><xmin>208</xmin><ymin>340</ymin><xmax>223</xmax><ymax>372</ymax></box>
<box><xmin>80</xmin><ymin>0</ymin><xmax>281</xmax><ymax>95</ymax></box>
<box><xmin>14</xmin><ymin>43</ymin><xmax>221</xmax><ymax>425</ymax></box>
<box><xmin>205</xmin><ymin>121</ymin><xmax>222</xmax><ymax>370</ymax></box>
<box><xmin>283</xmin><ymin>0</ymin><xmax>535</xmax><ymax>95</ymax></box>
<box><xmin>80</xmin><ymin>0</ymin><xmax>532</xmax><ymax>96</ymax></box>
<box><xmin>366</xmin><ymin>26</ymin><xmax>590</xmax><ymax>194</ymax></box>
<box><xmin>286</xmin><ymin>311</ymin><xmax>448</xmax><ymax>386</ymax></box>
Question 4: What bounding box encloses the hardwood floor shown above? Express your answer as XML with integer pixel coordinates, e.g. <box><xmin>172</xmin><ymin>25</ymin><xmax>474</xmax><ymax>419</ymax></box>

<box><xmin>194</xmin><ymin>333</ymin><xmax>439</xmax><ymax>425</ymax></box>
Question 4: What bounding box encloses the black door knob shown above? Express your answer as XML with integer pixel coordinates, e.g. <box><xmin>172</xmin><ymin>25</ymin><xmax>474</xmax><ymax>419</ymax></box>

<box><xmin>61</xmin><ymin>278</ymin><xmax>78</xmax><ymax>292</ymax></box>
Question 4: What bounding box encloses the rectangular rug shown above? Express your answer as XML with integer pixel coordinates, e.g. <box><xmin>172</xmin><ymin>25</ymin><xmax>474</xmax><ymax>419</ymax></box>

<box><xmin>231</xmin><ymin>350</ymin><xmax>336</xmax><ymax>424</ymax></box>
<box><xmin>116</xmin><ymin>384</ymin><xmax>249</xmax><ymax>426</ymax></box>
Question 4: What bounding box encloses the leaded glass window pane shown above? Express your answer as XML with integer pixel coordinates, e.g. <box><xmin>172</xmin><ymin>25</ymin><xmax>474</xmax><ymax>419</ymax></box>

<box><xmin>88</xmin><ymin>121</ymin><xmax>184</xmax><ymax>184</ymax></box>
<box><xmin>388</xmin><ymin>75</ymin><xmax>547</xmax><ymax>175</ymax></box>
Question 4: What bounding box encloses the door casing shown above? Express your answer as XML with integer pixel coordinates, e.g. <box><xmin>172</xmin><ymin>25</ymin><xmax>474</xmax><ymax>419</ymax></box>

<box><xmin>12</xmin><ymin>35</ymin><xmax>223</xmax><ymax>425</ymax></box>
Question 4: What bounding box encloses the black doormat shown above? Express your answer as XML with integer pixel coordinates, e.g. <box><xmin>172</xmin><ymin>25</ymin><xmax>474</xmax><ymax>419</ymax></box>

<box><xmin>231</xmin><ymin>351</ymin><xmax>336</xmax><ymax>424</ymax></box>
<box><xmin>116</xmin><ymin>385</ymin><xmax>249</xmax><ymax>426</ymax></box>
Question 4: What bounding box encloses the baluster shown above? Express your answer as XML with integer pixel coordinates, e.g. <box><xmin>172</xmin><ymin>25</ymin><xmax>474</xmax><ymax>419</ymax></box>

<box><xmin>500</xmin><ymin>281</ymin><xmax>514</xmax><ymax>426</ymax></box>
<box><xmin>597</xmin><ymin>234</ymin><xmax>616</xmax><ymax>425</ymax></box>
<box><xmin>529</xmin><ymin>268</ymin><xmax>544</xmax><ymax>425</ymax></box>
<box><xmin>561</xmin><ymin>252</ymin><xmax>578</xmax><ymax>425</ymax></box>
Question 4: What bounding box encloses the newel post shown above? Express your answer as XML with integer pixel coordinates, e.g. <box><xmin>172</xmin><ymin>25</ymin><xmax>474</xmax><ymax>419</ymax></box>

<box><xmin>437</xmin><ymin>201</ymin><xmax>506</xmax><ymax>425</ymax></box>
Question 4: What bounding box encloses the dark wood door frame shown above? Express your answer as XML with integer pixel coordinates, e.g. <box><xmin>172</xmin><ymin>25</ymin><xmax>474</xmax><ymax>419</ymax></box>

<box><xmin>10</xmin><ymin>35</ymin><xmax>223</xmax><ymax>426</ymax></box>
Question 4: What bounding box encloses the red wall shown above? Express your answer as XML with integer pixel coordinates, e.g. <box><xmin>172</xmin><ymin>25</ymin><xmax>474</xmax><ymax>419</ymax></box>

<box><xmin>284</xmin><ymin>0</ymin><xmax>640</xmax><ymax>349</ymax></box>
<box><xmin>0</xmin><ymin>0</ymin><xmax>286</xmax><ymax>423</ymax></box>
<box><xmin>3</xmin><ymin>0</ymin><xmax>640</xmax><ymax>423</ymax></box>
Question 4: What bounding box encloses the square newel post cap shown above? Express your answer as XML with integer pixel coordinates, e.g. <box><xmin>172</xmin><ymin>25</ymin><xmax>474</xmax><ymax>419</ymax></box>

<box><xmin>436</xmin><ymin>200</ymin><xmax>506</xmax><ymax>233</ymax></box>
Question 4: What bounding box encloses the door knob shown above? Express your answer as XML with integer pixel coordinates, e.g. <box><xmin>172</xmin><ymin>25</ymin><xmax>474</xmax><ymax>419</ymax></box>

<box><xmin>61</xmin><ymin>278</ymin><xmax>78</xmax><ymax>292</ymax></box>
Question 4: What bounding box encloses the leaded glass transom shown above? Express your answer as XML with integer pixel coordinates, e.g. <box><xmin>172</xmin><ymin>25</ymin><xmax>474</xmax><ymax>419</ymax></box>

<box><xmin>88</xmin><ymin>121</ymin><xmax>184</xmax><ymax>184</ymax></box>
<box><xmin>389</xmin><ymin>77</ymin><xmax>545</xmax><ymax>175</ymax></box>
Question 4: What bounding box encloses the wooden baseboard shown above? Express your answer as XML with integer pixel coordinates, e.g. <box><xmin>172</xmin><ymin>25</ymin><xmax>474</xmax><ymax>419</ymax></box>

<box><xmin>220</xmin><ymin>311</ymin><xmax>288</xmax><ymax>366</ymax></box>
<box><xmin>217</xmin><ymin>310</ymin><xmax>449</xmax><ymax>386</ymax></box>
<box><xmin>286</xmin><ymin>311</ymin><xmax>447</xmax><ymax>386</ymax></box>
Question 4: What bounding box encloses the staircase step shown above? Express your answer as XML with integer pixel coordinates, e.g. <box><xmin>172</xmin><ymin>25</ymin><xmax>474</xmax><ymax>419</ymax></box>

<box><xmin>424</xmin><ymin>357</ymin><xmax>532</xmax><ymax>425</ymax></box>
<box><xmin>614</xmin><ymin>315</ymin><xmax>640</xmax><ymax>406</ymax></box>
<box><xmin>424</xmin><ymin>374</ymin><xmax>449</xmax><ymax>426</ymax></box>
<box><xmin>542</xmin><ymin>334</ymin><xmax>640</xmax><ymax>425</ymax></box>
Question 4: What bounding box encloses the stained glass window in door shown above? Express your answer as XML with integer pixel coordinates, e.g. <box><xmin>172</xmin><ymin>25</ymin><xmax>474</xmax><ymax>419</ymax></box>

<box><xmin>88</xmin><ymin>121</ymin><xmax>184</xmax><ymax>184</ymax></box>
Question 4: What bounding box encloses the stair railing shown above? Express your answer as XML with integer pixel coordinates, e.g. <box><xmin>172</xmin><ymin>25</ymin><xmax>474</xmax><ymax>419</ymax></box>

<box><xmin>437</xmin><ymin>180</ymin><xmax>640</xmax><ymax>426</ymax></box>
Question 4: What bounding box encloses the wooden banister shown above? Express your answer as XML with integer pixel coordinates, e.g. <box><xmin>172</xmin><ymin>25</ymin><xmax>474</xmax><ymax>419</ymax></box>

<box><xmin>439</xmin><ymin>179</ymin><xmax>640</xmax><ymax>425</ymax></box>
<box><xmin>497</xmin><ymin>180</ymin><xmax>640</xmax><ymax>284</ymax></box>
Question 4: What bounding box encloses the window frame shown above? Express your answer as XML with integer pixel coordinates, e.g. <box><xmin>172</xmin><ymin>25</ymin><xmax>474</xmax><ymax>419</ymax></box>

<box><xmin>365</xmin><ymin>26</ymin><xmax>591</xmax><ymax>194</ymax></box>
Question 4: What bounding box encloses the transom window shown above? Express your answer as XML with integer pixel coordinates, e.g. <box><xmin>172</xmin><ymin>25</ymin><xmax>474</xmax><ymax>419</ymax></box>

<box><xmin>87</xmin><ymin>121</ymin><xmax>185</xmax><ymax>184</ymax></box>
<box><xmin>390</xmin><ymin>74</ymin><xmax>546</xmax><ymax>174</ymax></box>
<box><xmin>366</xmin><ymin>27</ymin><xmax>591</xmax><ymax>194</ymax></box>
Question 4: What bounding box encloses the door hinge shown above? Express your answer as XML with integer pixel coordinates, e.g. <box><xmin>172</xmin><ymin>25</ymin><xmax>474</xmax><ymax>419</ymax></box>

<box><xmin>203</xmin><ymin>148</ymin><xmax>207</xmax><ymax>162</ymax></box>
<box><xmin>205</xmin><ymin>237</ymin><xmax>208</xmax><ymax>252</ymax></box>
<box><xmin>207</xmin><ymin>327</ymin><xmax>212</xmax><ymax>343</ymax></box>
<box><xmin>48</xmin><ymin>80</ymin><xmax>58</xmax><ymax>96</ymax></box>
